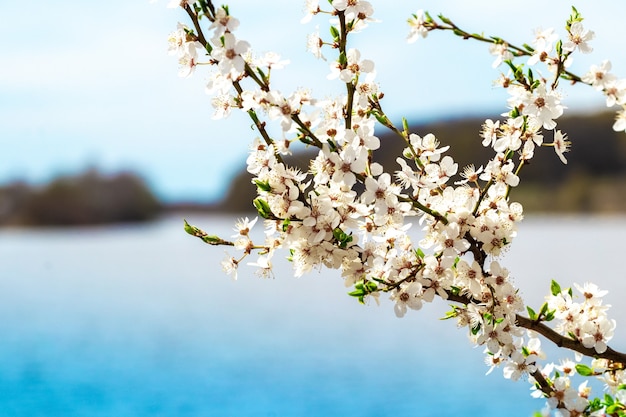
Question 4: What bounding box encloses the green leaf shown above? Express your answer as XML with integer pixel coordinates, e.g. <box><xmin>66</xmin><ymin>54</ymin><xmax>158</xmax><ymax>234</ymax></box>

<box><xmin>254</xmin><ymin>179</ymin><xmax>271</xmax><ymax>192</ymax></box>
<box><xmin>256</xmin><ymin>67</ymin><xmax>268</xmax><ymax>82</ymax></box>
<box><xmin>348</xmin><ymin>288</ymin><xmax>364</xmax><ymax>297</ymax></box>
<box><xmin>550</xmin><ymin>279</ymin><xmax>562</xmax><ymax>296</ymax></box>
<box><xmin>452</xmin><ymin>28</ymin><xmax>465</xmax><ymax>37</ymax></box>
<box><xmin>348</xmin><ymin>279</ymin><xmax>375</xmax><ymax>305</ymax></box>
<box><xmin>526</xmin><ymin>306</ymin><xmax>537</xmax><ymax>320</ymax></box>
<box><xmin>483</xmin><ymin>312</ymin><xmax>493</xmax><ymax>324</ymax></box>
<box><xmin>441</xmin><ymin>306</ymin><xmax>458</xmax><ymax>320</ymax></box>
<box><xmin>372</xmin><ymin>111</ymin><xmax>388</xmax><ymax>126</ymax></box>
<box><xmin>183</xmin><ymin>219</ymin><xmax>196</xmax><ymax>235</ymax></box>
<box><xmin>338</xmin><ymin>51</ymin><xmax>347</xmax><ymax>66</ymax></box>
<box><xmin>402</xmin><ymin>118</ymin><xmax>410</xmax><ymax>136</ymax></box>
<box><xmin>253</xmin><ymin>198</ymin><xmax>272</xmax><ymax>219</ymax></box>
<box><xmin>575</xmin><ymin>364</ymin><xmax>593</xmax><ymax>376</ymax></box>
<box><xmin>201</xmin><ymin>235</ymin><xmax>222</xmax><ymax>244</ymax></box>
<box><xmin>329</xmin><ymin>25</ymin><xmax>340</xmax><ymax>40</ymax></box>
<box><xmin>438</xmin><ymin>14</ymin><xmax>452</xmax><ymax>25</ymax></box>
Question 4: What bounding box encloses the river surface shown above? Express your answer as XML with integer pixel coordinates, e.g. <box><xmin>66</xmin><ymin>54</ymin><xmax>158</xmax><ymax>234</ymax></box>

<box><xmin>1</xmin><ymin>214</ymin><xmax>625</xmax><ymax>417</ymax></box>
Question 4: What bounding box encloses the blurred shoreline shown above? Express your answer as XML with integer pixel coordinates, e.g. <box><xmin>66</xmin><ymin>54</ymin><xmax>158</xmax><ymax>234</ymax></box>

<box><xmin>3</xmin><ymin>111</ymin><xmax>625</xmax><ymax>227</ymax></box>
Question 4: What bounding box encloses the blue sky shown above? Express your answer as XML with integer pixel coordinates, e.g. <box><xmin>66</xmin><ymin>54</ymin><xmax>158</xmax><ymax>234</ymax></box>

<box><xmin>1</xmin><ymin>1</ymin><xmax>624</xmax><ymax>202</ymax></box>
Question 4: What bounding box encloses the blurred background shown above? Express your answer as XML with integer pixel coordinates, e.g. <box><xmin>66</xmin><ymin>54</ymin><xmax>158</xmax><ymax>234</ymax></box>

<box><xmin>1</xmin><ymin>1</ymin><xmax>626</xmax><ymax>416</ymax></box>
<box><xmin>1</xmin><ymin>0</ymin><xmax>626</xmax><ymax>219</ymax></box>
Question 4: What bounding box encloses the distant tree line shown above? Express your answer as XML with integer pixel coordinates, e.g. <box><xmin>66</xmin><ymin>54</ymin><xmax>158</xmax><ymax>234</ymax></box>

<box><xmin>0</xmin><ymin>169</ymin><xmax>162</xmax><ymax>226</ymax></box>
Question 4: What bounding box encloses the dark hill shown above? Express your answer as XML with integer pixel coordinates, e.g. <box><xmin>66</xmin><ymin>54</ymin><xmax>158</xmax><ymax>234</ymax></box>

<box><xmin>0</xmin><ymin>169</ymin><xmax>161</xmax><ymax>226</ymax></box>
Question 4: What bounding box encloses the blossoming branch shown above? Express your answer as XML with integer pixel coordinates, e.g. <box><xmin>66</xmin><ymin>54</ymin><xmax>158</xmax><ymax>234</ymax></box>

<box><xmin>166</xmin><ymin>1</ymin><xmax>626</xmax><ymax>415</ymax></box>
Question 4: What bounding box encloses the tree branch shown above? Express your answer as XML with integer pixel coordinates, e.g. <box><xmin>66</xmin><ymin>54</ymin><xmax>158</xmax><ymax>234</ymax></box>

<box><xmin>446</xmin><ymin>292</ymin><xmax>626</xmax><ymax>365</ymax></box>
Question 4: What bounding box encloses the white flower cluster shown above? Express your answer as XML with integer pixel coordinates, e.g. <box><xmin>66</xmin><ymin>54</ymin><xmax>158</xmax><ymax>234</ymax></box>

<box><xmin>169</xmin><ymin>2</ymin><xmax>625</xmax><ymax>415</ymax></box>
<box><xmin>167</xmin><ymin>22</ymin><xmax>203</xmax><ymax>78</ymax></box>
<box><xmin>548</xmin><ymin>283</ymin><xmax>616</xmax><ymax>354</ymax></box>
<box><xmin>515</xmin><ymin>282</ymin><xmax>622</xmax><ymax>416</ymax></box>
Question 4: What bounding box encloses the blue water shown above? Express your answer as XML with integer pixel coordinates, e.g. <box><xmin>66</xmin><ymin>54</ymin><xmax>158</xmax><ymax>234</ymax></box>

<box><xmin>1</xmin><ymin>215</ymin><xmax>625</xmax><ymax>416</ymax></box>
